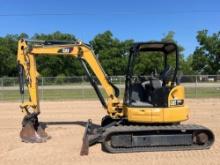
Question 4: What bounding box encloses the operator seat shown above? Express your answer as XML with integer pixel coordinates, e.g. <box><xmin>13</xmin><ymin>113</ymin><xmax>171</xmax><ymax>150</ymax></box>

<box><xmin>150</xmin><ymin>78</ymin><xmax>162</xmax><ymax>90</ymax></box>
<box><xmin>149</xmin><ymin>66</ymin><xmax>172</xmax><ymax>107</ymax></box>
<box><xmin>130</xmin><ymin>83</ymin><xmax>153</xmax><ymax>107</ymax></box>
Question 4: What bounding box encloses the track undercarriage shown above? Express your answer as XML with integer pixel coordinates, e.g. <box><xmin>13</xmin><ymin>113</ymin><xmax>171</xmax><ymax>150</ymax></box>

<box><xmin>80</xmin><ymin>118</ymin><xmax>214</xmax><ymax>155</ymax></box>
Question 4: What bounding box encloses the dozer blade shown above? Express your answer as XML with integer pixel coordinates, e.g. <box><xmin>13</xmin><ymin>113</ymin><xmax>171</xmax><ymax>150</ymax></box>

<box><xmin>80</xmin><ymin>119</ymin><xmax>103</xmax><ymax>156</ymax></box>
<box><xmin>20</xmin><ymin>113</ymin><xmax>50</xmax><ymax>143</ymax></box>
<box><xmin>80</xmin><ymin>119</ymin><xmax>91</xmax><ymax>156</ymax></box>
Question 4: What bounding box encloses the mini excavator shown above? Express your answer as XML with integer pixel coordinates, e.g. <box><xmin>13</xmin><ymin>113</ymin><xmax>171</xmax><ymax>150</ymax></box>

<box><xmin>17</xmin><ymin>39</ymin><xmax>214</xmax><ymax>155</ymax></box>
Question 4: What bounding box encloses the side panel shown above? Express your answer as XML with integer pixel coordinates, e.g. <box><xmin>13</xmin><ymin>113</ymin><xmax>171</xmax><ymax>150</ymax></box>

<box><xmin>125</xmin><ymin>106</ymin><xmax>189</xmax><ymax>123</ymax></box>
<box><xmin>168</xmin><ymin>85</ymin><xmax>185</xmax><ymax>107</ymax></box>
<box><xmin>125</xmin><ymin>107</ymin><xmax>152</xmax><ymax>122</ymax></box>
<box><xmin>163</xmin><ymin>106</ymin><xmax>189</xmax><ymax>122</ymax></box>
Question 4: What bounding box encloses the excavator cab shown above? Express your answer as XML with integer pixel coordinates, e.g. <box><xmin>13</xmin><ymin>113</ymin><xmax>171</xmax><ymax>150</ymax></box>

<box><xmin>124</xmin><ymin>42</ymin><xmax>179</xmax><ymax>107</ymax></box>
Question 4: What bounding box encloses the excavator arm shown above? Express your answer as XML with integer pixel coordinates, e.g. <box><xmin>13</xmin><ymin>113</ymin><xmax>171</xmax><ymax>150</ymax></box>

<box><xmin>17</xmin><ymin>39</ymin><xmax>122</xmax><ymax>115</ymax></box>
<box><xmin>17</xmin><ymin>39</ymin><xmax>122</xmax><ymax>144</ymax></box>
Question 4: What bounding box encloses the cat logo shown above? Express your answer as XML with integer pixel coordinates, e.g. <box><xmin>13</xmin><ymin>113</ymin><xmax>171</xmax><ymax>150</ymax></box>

<box><xmin>58</xmin><ymin>47</ymin><xmax>73</xmax><ymax>53</ymax></box>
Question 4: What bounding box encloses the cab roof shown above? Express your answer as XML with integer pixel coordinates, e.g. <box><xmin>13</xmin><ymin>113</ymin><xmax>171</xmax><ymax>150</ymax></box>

<box><xmin>131</xmin><ymin>42</ymin><xmax>178</xmax><ymax>54</ymax></box>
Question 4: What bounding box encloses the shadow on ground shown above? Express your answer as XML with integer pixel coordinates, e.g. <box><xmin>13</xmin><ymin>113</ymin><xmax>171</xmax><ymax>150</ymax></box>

<box><xmin>43</xmin><ymin>121</ymin><xmax>100</xmax><ymax>128</ymax></box>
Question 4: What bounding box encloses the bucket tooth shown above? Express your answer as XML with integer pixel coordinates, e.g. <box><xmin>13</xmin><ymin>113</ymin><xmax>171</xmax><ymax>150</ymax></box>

<box><xmin>37</xmin><ymin>124</ymin><xmax>50</xmax><ymax>140</ymax></box>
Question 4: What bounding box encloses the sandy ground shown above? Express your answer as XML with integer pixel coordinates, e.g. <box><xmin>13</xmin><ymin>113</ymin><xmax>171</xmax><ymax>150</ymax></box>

<box><xmin>0</xmin><ymin>99</ymin><xmax>220</xmax><ymax>165</ymax></box>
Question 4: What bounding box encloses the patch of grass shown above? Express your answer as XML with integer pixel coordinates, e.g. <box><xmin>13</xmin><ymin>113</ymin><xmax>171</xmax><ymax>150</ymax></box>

<box><xmin>0</xmin><ymin>88</ymin><xmax>125</xmax><ymax>101</ymax></box>
<box><xmin>0</xmin><ymin>87</ymin><xmax>219</xmax><ymax>101</ymax></box>
<box><xmin>185</xmin><ymin>87</ymin><xmax>220</xmax><ymax>98</ymax></box>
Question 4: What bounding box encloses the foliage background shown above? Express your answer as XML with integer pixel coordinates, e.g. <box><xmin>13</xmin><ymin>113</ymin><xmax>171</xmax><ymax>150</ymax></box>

<box><xmin>0</xmin><ymin>30</ymin><xmax>219</xmax><ymax>78</ymax></box>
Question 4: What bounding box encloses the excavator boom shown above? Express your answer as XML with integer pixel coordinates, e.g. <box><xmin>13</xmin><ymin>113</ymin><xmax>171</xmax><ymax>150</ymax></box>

<box><xmin>17</xmin><ymin>39</ymin><xmax>122</xmax><ymax>146</ymax></box>
<box><xmin>17</xmin><ymin>39</ymin><xmax>122</xmax><ymax>115</ymax></box>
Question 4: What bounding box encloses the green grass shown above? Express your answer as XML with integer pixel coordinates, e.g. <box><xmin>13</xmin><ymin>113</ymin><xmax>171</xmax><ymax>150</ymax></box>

<box><xmin>185</xmin><ymin>87</ymin><xmax>220</xmax><ymax>98</ymax></box>
<box><xmin>0</xmin><ymin>89</ymin><xmax>100</xmax><ymax>101</ymax></box>
<box><xmin>0</xmin><ymin>88</ymin><xmax>125</xmax><ymax>101</ymax></box>
<box><xmin>0</xmin><ymin>87</ymin><xmax>219</xmax><ymax>101</ymax></box>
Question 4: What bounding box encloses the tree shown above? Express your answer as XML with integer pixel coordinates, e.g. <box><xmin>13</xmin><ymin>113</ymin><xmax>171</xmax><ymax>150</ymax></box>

<box><xmin>32</xmin><ymin>31</ymin><xmax>84</xmax><ymax>76</ymax></box>
<box><xmin>0</xmin><ymin>33</ymin><xmax>29</xmax><ymax>77</ymax></box>
<box><xmin>192</xmin><ymin>30</ymin><xmax>220</xmax><ymax>74</ymax></box>
<box><xmin>181</xmin><ymin>55</ymin><xmax>195</xmax><ymax>75</ymax></box>
<box><xmin>3</xmin><ymin>30</ymin><xmax>219</xmax><ymax>77</ymax></box>
<box><xmin>90</xmin><ymin>31</ymin><xmax>134</xmax><ymax>75</ymax></box>
<box><xmin>163</xmin><ymin>31</ymin><xmax>196</xmax><ymax>75</ymax></box>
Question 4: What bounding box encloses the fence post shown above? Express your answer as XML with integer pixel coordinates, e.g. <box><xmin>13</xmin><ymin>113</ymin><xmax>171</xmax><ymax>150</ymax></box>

<box><xmin>1</xmin><ymin>78</ymin><xmax>3</xmax><ymax>101</ymax></box>
<box><xmin>195</xmin><ymin>75</ymin><xmax>198</xmax><ymax>98</ymax></box>
<box><xmin>81</xmin><ymin>76</ymin><xmax>85</xmax><ymax>99</ymax></box>
<box><xmin>41</xmin><ymin>77</ymin><xmax>44</xmax><ymax>100</ymax></box>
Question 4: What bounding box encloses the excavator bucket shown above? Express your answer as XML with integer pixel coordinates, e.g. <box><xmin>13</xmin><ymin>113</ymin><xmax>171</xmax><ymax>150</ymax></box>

<box><xmin>20</xmin><ymin>114</ymin><xmax>50</xmax><ymax>143</ymax></box>
<box><xmin>20</xmin><ymin>124</ymin><xmax>46</xmax><ymax>143</ymax></box>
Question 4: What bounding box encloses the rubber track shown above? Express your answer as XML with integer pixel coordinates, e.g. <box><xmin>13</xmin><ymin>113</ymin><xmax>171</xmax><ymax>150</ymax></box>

<box><xmin>101</xmin><ymin>124</ymin><xmax>215</xmax><ymax>153</ymax></box>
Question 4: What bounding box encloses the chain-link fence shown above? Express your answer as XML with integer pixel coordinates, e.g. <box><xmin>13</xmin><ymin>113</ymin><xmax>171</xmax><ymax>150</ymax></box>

<box><xmin>0</xmin><ymin>75</ymin><xmax>220</xmax><ymax>101</ymax></box>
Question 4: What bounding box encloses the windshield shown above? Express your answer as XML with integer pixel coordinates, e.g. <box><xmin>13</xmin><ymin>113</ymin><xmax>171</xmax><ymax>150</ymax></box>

<box><xmin>132</xmin><ymin>51</ymin><xmax>176</xmax><ymax>77</ymax></box>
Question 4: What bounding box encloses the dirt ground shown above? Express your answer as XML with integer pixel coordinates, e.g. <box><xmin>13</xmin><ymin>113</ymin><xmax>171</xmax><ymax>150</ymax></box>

<box><xmin>0</xmin><ymin>99</ymin><xmax>220</xmax><ymax>165</ymax></box>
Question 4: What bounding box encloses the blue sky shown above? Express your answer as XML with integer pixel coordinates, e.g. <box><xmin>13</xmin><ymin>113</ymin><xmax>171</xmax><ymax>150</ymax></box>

<box><xmin>0</xmin><ymin>0</ymin><xmax>219</xmax><ymax>56</ymax></box>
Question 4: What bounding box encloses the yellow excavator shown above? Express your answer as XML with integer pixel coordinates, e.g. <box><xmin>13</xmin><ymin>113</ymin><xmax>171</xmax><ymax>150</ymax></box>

<box><xmin>17</xmin><ymin>39</ymin><xmax>214</xmax><ymax>155</ymax></box>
